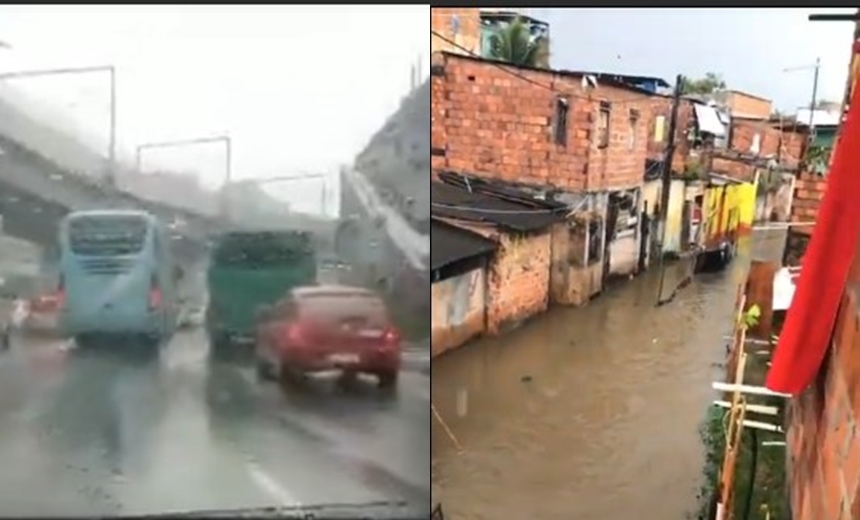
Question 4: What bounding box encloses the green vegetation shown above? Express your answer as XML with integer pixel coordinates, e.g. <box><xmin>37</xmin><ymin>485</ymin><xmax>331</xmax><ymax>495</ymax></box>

<box><xmin>486</xmin><ymin>17</ymin><xmax>549</xmax><ymax>68</ymax></box>
<box><xmin>742</xmin><ymin>304</ymin><xmax>761</xmax><ymax>329</ymax></box>
<box><xmin>805</xmin><ymin>146</ymin><xmax>831</xmax><ymax>175</ymax></box>
<box><xmin>695</xmin><ymin>308</ymin><xmax>789</xmax><ymax>520</ymax></box>
<box><xmin>697</xmin><ymin>400</ymin><xmax>787</xmax><ymax>520</ymax></box>
<box><xmin>680</xmin><ymin>72</ymin><xmax>727</xmax><ymax>96</ymax></box>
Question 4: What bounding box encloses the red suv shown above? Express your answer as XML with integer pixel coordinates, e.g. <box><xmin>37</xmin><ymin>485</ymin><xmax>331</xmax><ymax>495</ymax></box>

<box><xmin>254</xmin><ymin>285</ymin><xmax>402</xmax><ymax>388</ymax></box>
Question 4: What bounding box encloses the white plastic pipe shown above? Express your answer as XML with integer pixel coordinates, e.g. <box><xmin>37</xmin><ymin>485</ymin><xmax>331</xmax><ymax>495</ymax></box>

<box><xmin>712</xmin><ymin>382</ymin><xmax>791</xmax><ymax>398</ymax></box>
<box><xmin>713</xmin><ymin>400</ymin><xmax>779</xmax><ymax>416</ymax></box>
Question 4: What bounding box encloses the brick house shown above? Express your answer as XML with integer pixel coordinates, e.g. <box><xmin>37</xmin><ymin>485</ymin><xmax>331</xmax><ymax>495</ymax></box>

<box><xmin>430</xmin><ymin>218</ymin><xmax>496</xmax><ymax>357</ymax></box>
<box><xmin>431</xmin><ymin>51</ymin><xmax>656</xmax><ymax>288</ymax></box>
<box><xmin>431</xmin><ymin>8</ymin><xmax>481</xmax><ymax>56</ymax></box>
<box><xmin>431</xmin><ymin>177</ymin><xmax>579</xmax><ymax>352</ymax></box>
<box><xmin>785</xmin><ymin>285</ymin><xmax>860</xmax><ymax>520</ymax></box>
<box><xmin>715</xmin><ymin>89</ymin><xmax>773</xmax><ymax>119</ymax></box>
<box><xmin>773</xmin><ymin>16</ymin><xmax>860</xmax><ymax>519</ymax></box>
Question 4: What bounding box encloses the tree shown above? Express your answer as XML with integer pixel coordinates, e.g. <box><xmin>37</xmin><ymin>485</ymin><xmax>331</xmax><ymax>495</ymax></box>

<box><xmin>487</xmin><ymin>17</ymin><xmax>549</xmax><ymax>68</ymax></box>
<box><xmin>680</xmin><ymin>72</ymin><xmax>726</xmax><ymax>95</ymax></box>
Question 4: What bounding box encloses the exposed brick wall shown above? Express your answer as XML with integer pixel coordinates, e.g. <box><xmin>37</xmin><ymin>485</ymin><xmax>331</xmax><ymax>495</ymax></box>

<box><xmin>781</xmin><ymin>128</ymin><xmax>808</xmax><ymax>170</ymax></box>
<box><xmin>645</xmin><ymin>97</ymin><xmax>696</xmax><ymax>173</ymax></box>
<box><xmin>549</xmin><ymin>221</ymin><xmax>597</xmax><ymax>306</ymax></box>
<box><xmin>790</xmin><ymin>172</ymin><xmax>826</xmax><ymax>231</ymax></box>
<box><xmin>730</xmin><ymin>118</ymin><xmax>782</xmax><ymax>157</ymax></box>
<box><xmin>431</xmin><ymin>8</ymin><xmax>481</xmax><ymax>56</ymax></box>
<box><xmin>724</xmin><ymin>90</ymin><xmax>773</xmax><ymax>119</ymax></box>
<box><xmin>711</xmin><ymin>155</ymin><xmax>758</xmax><ymax>182</ymax></box>
<box><xmin>786</xmin><ymin>22</ymin><xmax>860</xmax><ymax>519</ymax></box>
<box><xmin>431</xmin><ymin>52</ymin><xmax>653</xmax><ymax>192</ymax></box>
<box><xmin>788</xmin><ymin>285</ymin><xmax>860</xmax><ymax>520</ymax></box>
<box><xmin>435</xmin><ymin>217</ymin><xmax>552</xmax><ymax>334</ymax></box>
<box><xmin>486</xmin><ymin>230</ymin><xmax>551</xmax><ymax>333</ymax></box>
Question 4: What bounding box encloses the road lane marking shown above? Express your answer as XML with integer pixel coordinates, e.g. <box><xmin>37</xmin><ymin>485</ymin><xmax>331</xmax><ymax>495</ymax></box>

<box><xmin>246</xmin><ymin>461</ymin><xmax>302</xmax><ymax>507</ymax></box>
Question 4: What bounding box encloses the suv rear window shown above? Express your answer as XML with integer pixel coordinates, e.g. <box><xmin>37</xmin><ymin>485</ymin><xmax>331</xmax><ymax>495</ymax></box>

<box><xmin>298</xmin><ymin>292</ymin><xmax>388</xmax><ymax>327</ymax></box>
<box><xmin>212</xmin><ymin>231</ymin><xmax>315</xmax><ymax>268</ymax></box>
<box><xmin>68</xmin><ymin>216</ymin><xmax>148</xmax><ymax>256</ymax></box>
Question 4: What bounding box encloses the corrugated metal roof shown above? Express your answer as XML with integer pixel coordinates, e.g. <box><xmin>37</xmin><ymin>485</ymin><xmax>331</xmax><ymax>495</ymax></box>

<box><xmin>431</xmin><ymin>218</ymin><xmax>497</xmax><ymax>272</ymax></box>
<box><xmin>795</xmin><ymin>108</ymin><xmax>841</xmax><ymax>127</ymax></box>
<box><xmin>694</xmin><ymin>104</ymin><xmax>727</xmax><ymax>137</ymax></box>
<box><xmin>431</xmin><ymin>180</ymin><xmax>566</xmax><ymax>232</ymax></box>
<box><xmin>438</xmin><ymin>52</ymin><xmax>657</xmax><ymax>97</ymax></box>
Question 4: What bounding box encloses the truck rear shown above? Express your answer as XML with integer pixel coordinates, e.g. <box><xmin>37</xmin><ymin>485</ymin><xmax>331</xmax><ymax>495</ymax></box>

<box><xmin>205</xmin><ymin>230</ymin><xmax>317</xmax><ymax>357</ymax></box>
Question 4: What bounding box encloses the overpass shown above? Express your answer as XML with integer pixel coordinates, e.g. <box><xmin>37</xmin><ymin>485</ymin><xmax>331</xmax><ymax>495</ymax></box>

<box><xmin>0</xmin><ymin>80</ymin><xmax>231</xmax><ymax>263</ymax></box>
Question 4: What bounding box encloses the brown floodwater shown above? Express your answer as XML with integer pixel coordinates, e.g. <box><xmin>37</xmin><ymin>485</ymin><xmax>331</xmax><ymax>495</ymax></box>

<box><xmin>431</xmin><ymin>230</ymin><xmax>786</xmax><ymax>520</ymax></box>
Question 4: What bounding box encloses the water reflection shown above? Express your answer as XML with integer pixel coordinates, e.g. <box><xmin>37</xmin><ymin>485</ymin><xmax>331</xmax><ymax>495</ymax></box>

<box><xmin>431</xmin><ymin>231</ymin><xmax>785</xmax><ymax>520</ymax></box>
<box><xmin>36</xmin><ymin>346</ymin><xmax>166</xmax><ymax>479</ymax></box>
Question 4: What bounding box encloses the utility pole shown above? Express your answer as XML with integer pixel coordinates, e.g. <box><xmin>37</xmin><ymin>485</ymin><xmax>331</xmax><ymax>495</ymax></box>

<box><xmin>657</xmin><ymin>73</ymin><xmax>684</xmax><ymax>256</ymax></box>
<box><xmin>809</xmin><ymin>57</ymin><xmax>821</xmax><ymax>129</ymax></box>
<box><xmin>107</xmin><ymin>66</ymin><xmax>117</xmax><ymax>188</ymax></box>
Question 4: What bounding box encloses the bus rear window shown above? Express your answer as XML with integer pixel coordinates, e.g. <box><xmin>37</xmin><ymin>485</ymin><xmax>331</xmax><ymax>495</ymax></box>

<box><xmin>212</xmin><ymin>231</ymin><xmax>315</xmax><ymax>268</ymax></box>
<box><xmin>68</xmin><ymin>216</ymin><xmax>149</xmax><ymax>256</ymax></box>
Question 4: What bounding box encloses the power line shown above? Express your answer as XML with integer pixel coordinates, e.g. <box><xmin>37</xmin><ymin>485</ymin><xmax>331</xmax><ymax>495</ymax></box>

<box><xmin>431</xmin><ymin>201</ymin><xmax>574</xmax><ymax>215</ymax></box>
<box><xmin>430</xmin><ymin>29</ymin><xmax>671</xmax><ymax>107</ymax></box>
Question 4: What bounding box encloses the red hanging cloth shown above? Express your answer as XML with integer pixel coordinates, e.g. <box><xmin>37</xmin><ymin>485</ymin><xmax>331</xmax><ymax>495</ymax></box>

<box><xmin>765</xmin><ymin>84</ymin><xmax>860</xmax><ymax>395</ymax></box>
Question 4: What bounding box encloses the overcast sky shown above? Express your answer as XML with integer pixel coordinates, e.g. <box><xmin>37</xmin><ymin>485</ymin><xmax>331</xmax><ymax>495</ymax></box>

<box><xmin>0</xmin><ymin>5</ymin><xmax>429</xmax><ymax>215</ymax></box>
<box><xmin>530</xmin><ymin>8</ymin><xmax>855</xmax><ymax>112</ymax></box>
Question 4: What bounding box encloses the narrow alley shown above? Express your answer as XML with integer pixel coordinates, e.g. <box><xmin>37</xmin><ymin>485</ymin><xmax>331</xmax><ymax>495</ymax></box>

<box><xmin>431</xmin><ymin>231</ymin><xmax>785</xmax><ymax>520</ymax></box>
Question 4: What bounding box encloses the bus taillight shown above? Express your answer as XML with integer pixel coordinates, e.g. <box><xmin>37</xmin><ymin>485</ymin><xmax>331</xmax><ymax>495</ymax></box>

<box><xmin>148</xmin><ymin>275</ymin><xmax>163</xmax><ymax>310</ymax></box>
<box><xmin>57</xmin><ymin>275</ymin><xmax>66</xmax><ymax>309</ymax></box>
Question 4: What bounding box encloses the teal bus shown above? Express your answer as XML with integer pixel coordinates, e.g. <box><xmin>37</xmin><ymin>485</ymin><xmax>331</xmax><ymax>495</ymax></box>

<box><xmin>57</xmin><ymin>209</ymin><xmax>180</xmax><ymax>347</ymax></box>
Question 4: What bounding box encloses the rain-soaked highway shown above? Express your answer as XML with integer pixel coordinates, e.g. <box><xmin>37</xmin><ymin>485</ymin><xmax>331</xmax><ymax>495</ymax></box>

<box><xmin>431</xmin><ymin>230</ymin><xmax>785</xmax><ymax>520</ymax></box>
<box><xmin>0</xmin><ymin>328</ymin><xmax>430</xmax><ymax>516</ymax></box>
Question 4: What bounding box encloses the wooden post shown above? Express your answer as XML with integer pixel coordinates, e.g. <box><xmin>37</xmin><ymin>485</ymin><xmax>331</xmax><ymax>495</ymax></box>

<box><xmin>717</xmin><ymin>348</ymin><xmax>749</xmax><ymax>520</ymax></box>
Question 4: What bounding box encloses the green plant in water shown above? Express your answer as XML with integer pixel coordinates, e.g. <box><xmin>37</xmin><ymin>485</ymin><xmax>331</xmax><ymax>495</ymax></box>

<box><xmin>741</xmin><ymin>304</ymin><xmax>761</xmax><ymax>330</ymax></box>
<box><xmin>693</xmin><ymin>405</ymin><xmax>726</xmax><ymax>520</ymax></box>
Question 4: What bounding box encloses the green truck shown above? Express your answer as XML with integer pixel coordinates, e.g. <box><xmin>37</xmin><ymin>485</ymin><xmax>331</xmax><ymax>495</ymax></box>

<box><xmin>205</xmin><ymin>230</ymin><xmax>317</xmax><ymax>358</ymax></box>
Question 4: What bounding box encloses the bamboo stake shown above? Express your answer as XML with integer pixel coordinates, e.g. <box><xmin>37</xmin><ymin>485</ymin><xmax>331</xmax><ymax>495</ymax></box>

<box><xmin>723</xmin><ymin>399</ymin><xmax>748</xmax><ymax>520</ymax></box>
<box><xmin>716</xmin><ymin>346</ymin><xmax>749</xmax><ymax>520</ymax></box>
<box><xmin>432</xmin><ymin>403</ymin><xmax>464</xmax><ymax>453</ymax></box>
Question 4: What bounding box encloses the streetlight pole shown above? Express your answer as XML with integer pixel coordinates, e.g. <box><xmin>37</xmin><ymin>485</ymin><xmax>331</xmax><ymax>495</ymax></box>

<box><xmin>784</xmin><ymin>58</ymin><xmax>822</xmax><ymax>130</ymax></box>
<box><xmin>109</xmin><ymin>66</ymin><xmax>116</xmax><ymax>187</ymax></box>
<box><xmin>134</xmin><ymin>135</ymin><xmax>232</xmax><ymax>218</ymax></box>
<box><xmin>0</xmin><ymin>65</ymin><xmax>117</xmax><ymax>187</ymax></box>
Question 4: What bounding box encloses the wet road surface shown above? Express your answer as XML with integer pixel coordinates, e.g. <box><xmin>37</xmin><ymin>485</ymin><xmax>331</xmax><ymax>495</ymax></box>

<box><xmin>431</xmin><ymin>231</ymin><xmax>785</xmax><ymax>520</ymax></box>
<box><xmin>0</xmin><ymin>328</ymin><xmax>430</xmax><ymax>516</ymax></box>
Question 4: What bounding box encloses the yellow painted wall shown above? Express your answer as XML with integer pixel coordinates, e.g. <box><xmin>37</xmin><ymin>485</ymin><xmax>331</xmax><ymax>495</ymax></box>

<box><xmin>735</xmin><ymin>182</ymin><xmax>757</xmax><ymax>230</ymax></box>
<box><xmin>642</xmin><ymin>179</ymin><xmax>661</xmax><ymax>217</ymax></box>
<box><xmin>701</xmin><ymin>181</ymin><xmax>757</xmax><ymax>243</ymax></box>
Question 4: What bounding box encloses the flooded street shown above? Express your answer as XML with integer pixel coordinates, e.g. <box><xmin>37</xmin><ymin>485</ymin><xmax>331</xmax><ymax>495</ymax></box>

<box><xmin>431</xmin><ymin>230</ymin><xmax>786</xmax><ymax>520</ymax></box>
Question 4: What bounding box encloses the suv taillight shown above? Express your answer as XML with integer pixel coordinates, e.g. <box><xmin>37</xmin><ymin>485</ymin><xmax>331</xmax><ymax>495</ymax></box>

<box><xmin>286</xmin><ymin>324</ymin><xmax>303</xmax><ymax>343</ymax></box>
<box><xmin>148</xmin><ymin>275</ymin><xmax>162</xmax><ymax>309</ymax></box>
<box><xmin>383</xmin><ymin>327</ymin><xmax>400</xmax><ymax>346</ymax></box>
